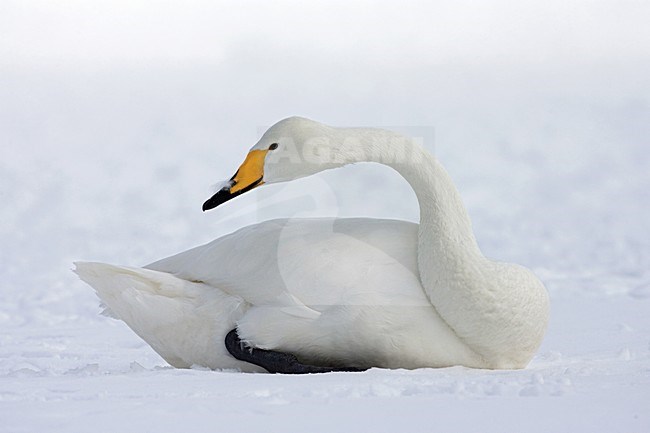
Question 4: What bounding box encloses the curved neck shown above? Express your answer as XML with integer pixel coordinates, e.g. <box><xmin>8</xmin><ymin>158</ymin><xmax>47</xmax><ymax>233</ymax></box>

<box><xmin>331</xmin><ymin>127</ymin><xmax>482</xmax><ymax>273</ymax></box>
<box><xmin>320</xmin><ymin>125</ymin><xmax>548</xmax><ymax>367</ymax></box>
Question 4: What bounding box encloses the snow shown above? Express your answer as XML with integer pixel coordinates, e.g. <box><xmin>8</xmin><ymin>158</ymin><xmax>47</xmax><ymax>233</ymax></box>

<box><xmin>2</xmin><ymin>297</ymin><xmax>649</xmax><ymax>432</ymax></box>
<box><xmin>1</xmin><ymin>1</ymin><xmax>650</xmax><ymax>432</ymax></box>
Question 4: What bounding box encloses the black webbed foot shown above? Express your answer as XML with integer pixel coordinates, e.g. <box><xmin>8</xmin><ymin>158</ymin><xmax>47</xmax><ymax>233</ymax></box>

<box><xmin>225</xmin><ymin>329</ymin><xmax>367</xmax><ymax>374</ymax></box>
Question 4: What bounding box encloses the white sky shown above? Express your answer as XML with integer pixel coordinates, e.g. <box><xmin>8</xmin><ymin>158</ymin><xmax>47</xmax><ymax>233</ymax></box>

<box><xmin>2</xmin><ymin>0</ymin><xmax>649</xmax><ymax>71</ymax></box>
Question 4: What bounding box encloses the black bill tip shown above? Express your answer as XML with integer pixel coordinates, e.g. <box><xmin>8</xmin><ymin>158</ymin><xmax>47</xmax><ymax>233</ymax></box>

<box><xmin>202</xmin><ymin>187</ymin><xmax>233</xmax><ymax>211</ymax></box>
<box><xmin>202</xmin><ymin>177</ymin><xmax>263</xmax><ymax>212</ymax></box>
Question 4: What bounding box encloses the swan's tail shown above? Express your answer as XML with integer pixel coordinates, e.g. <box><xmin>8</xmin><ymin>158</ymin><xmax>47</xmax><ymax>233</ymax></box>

<box><xmin>73</xmin><ymin>261</ymin><xmax>259</xmax><ymax>371</ymax></box>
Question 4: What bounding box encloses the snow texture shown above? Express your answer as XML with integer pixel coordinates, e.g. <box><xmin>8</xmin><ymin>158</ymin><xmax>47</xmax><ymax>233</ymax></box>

<box><xmin>1</xmin><ymin>1</ymin><xmax>649</xmax><ymax>432</ymax></box>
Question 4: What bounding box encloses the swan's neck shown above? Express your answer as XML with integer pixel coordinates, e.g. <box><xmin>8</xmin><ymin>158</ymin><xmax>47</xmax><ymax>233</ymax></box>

<box><xmin>332</xmin><ymin>127</ymin><xmax>482</xmax><ymax>271</ymax></box>
<box><xmin>398</xmin><ymin>147</ymin><xmax>483</xmax><ymax>274</ymax></box>
<box><xmin>329</xmin><ymin>127</ymin><xmax>549</xmax><ymax>368</ymax></box>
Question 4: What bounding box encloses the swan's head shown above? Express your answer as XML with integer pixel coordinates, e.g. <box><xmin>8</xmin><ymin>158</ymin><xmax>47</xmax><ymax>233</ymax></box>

<box><xmin>203</xmin><ymin>117</ymin><xmax>340</xmax><ymax>211</ymax></box>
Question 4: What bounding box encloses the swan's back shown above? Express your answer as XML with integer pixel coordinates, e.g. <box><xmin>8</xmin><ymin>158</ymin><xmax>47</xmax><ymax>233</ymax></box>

<box><xmin>80</xmin><ymin>218</ymin><xmax>487</xmax><ymax>369</ymax></box>
<box><xmin>146</xmin><ymin>218</ymin><xmax>426</xmax><ymax>308</ymax></box>
<box><xmin>143</xmin><ymin>218</ymin><xmax>486</xmax><ymax>368</ymax></box>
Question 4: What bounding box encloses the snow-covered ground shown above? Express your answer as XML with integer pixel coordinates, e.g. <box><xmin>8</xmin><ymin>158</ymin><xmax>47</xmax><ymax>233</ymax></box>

<box><xmin>1</xmin><ymin>296</ymin><xmax>649</xmax><ymax>432</ymax></box>
<box><xmin>1</xmin><ymin>2</ymin><xmax>649</xmax><ymax>432</ymax></box>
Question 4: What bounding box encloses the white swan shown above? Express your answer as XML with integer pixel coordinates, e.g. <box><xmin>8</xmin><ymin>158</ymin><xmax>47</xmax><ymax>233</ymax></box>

<box><xmin>75</xmin><ymin>117</ymin><xmax>549</xmax><ymax>372</ymax></box>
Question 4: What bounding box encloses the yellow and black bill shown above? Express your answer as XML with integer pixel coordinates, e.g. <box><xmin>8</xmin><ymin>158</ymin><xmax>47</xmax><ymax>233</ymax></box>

<box><xmin>202</xmin><ymin>149</ymin><xmax>268</xmax><ymax>211</ymax></box>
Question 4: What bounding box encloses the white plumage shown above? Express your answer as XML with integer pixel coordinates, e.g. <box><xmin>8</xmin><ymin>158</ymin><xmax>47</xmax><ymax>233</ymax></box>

<box><xmin>76</xmin><ymin>117</ymin><xmax>549</xmax><ymax>371</ymax></box>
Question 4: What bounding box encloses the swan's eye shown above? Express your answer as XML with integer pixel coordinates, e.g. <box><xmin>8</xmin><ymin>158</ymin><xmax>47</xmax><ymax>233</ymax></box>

<box><xmin>268</xmin><ymin>143</ymin><xmax>278</xmax><ymax>151</ymax></box>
